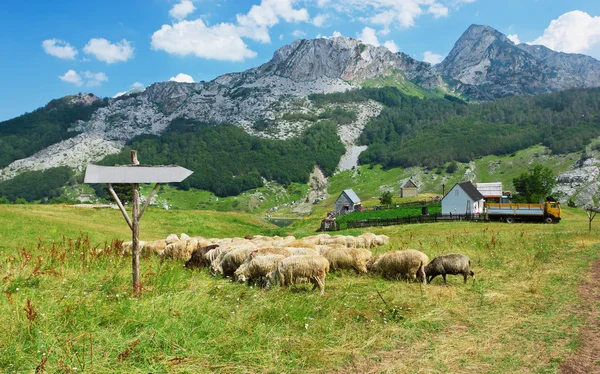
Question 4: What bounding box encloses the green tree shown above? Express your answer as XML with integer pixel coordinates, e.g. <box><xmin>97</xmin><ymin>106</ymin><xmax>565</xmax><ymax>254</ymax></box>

<box><xmin>379</xmin><ymin>190</ymin><xmax>393</xmax><ymax>207</ymax></box>
<box><xmin>512</xmin><ymin>165</ymin><xmax>557</xmax><ymax>203</ymax></box>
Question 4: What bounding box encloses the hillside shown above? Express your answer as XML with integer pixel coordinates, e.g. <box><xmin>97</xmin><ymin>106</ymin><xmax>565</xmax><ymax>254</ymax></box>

<box><xmin>0</xmin><ymin>24</ymin><xmax>599</xmax><ymax>206</ymax></box>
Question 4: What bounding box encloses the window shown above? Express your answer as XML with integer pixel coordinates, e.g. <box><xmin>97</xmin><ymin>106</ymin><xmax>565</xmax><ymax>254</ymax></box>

<box><xmin>455</xmin><ymin>189</ymin><xmax>459</xmax><ymax>196</ymax></box>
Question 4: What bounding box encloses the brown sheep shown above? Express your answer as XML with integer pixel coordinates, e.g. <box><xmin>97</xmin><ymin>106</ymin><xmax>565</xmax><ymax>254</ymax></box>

<box><xmin>184</xmin><ymin>244</ymin><xmax>220</xmax><ymax>269</ymax></box>
<box><xmin>425</xmin><ymin>253</ymin><xmax>474</xmax><ymax>284</ymax></box>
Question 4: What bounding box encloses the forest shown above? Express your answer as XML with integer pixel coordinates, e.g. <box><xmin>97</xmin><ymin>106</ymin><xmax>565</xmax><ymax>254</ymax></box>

<box><xmin>2</xmin><ymin>86</ymin><xmax>600</xmax><ymax>202</ymax></box>
<box><xmin>311</xmin><ymin>87</ymin><xmax>600</xmax><ymax>169</ymax></box>
<box><xmin>0</xmin><ymin>95</ymin><xmax>108</xmax><ymax>168</ymax></box>
<box><xmin>97</xmin><ymin>119</ymin><xmax>345</xmax><ymax>197</ymax></box>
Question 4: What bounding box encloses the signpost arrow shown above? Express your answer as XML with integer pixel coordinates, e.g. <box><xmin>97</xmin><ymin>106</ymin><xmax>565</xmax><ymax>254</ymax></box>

<box><xmin>84</xmin><ymin>151</ymin><xmax>193</xmax><ymax>294</ymax></box>
<box><xmin>84</xmin><ymin>164</ymin><xmax>193</xmax><ymax>184</ymax></box>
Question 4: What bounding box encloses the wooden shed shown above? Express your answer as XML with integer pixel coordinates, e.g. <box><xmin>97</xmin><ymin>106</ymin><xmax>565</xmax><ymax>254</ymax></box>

<box><xmin>335</xmin><ymin>189</ymin><xmax>362</xmax><ymax>215</ymax></box>
<box><xmin>442</xmin><ymin>182</ymin><xmax>485</xmax><ymax>215</ymax></box>
<box><xmin>400</xmin><ymin>178</ymin><xmax>419</xmax><ymax>198</ymax></box>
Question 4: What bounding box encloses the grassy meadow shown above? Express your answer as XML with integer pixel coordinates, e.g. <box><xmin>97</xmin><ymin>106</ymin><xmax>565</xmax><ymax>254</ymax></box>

<box><xmin>0</xmin><ymin>204</ymin><xmax>598</xmax><ymax>373</ymax></box>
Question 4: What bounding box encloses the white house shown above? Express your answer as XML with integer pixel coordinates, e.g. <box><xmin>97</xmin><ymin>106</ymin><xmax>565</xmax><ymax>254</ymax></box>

<box><xmin>442</xmin><ymin>182</ymin><xmax>485</xmax><ymax>215</ymax></box>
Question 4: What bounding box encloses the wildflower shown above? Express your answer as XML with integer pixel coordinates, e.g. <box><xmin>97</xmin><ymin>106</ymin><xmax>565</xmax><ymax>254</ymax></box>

<box><xmin>304</xmin><ymin>323</ymin><xmax>309</xmax><ymax>329</ymax></box>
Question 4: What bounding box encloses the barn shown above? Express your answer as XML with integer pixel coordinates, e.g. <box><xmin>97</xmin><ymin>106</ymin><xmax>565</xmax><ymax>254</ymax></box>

<box><xmin>400</xmin><ymin>178</ymin><xmax>419</xmax><ymax>198</ymax></box>
<box><xmin>442</xmin><ymin>182</ymin><xmax>485</xmax><ymax>215</ymax></box>
<box><xmin>335</xmin><ymin>189</ymin><xmax>362</xmax><ymax>215</ymax></box>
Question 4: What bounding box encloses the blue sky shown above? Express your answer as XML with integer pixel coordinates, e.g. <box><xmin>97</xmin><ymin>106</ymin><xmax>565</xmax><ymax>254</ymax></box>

<box><xmin>1</xmin><ymin>0</ymin><xmax>600</xmax><ymax>121</ymax></box>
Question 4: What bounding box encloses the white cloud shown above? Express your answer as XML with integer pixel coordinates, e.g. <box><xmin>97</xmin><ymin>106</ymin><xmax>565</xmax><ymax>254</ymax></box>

<box><xmin>423</xmin><ymin>51</ymin><xmax>444</xmax><ymax>64</ymax></box>
<box><xmin>59</xmin><ymin>70</ymin><xmax>82</xmax><ymax>86</ymax></box>
<box><xmin>83</xmin><ymin>71</ymin><xmax>108</xmax><ymax>87</ymax></box>
<box><xmin>170</xmin><ymin>0</ymin><xmax>196</xmax><ymax>21</ymax></box>
<box><xmin>427</xmin><ymin>3</ymin><xmax>449</xmax><ymax>18</ymax></box>
<box><xmin>114</xmin><ymin>91</ymin><xmax>128</xmax><ymax>98</ymax></box>
<box><xmin>357</xmin><ymin>27</ymin><xmax>398</xmax><ymax>52</ymax></box>
<box><xmin>312</xmin><ymin>13</ymin><xmax>328</xmax><ymax>27</ymax></box>
<box><xmin>292</xmin><ymin>29</ymin><xmax>306</xmax><ymax>38</ymax></box>
<box><xmin>42</xmin><ymin>39</ymin><xmax>78</xmax><ymax>60</ymax></box>
<box><xmin>529</xmin><ymin>11</ymin><xmax>600</xmax><ymax>57</ymax></box>
<box><xmin>152</xmin><ymin>19</ymin><xmax>257</xmax><ymax>61</ymax></box>
<box><xmin>357</xmin><ymin>27</ymin><xmax>380</xmax><ymax>46</ymax></box>
<box><xmin>154</xmin><ymin>0</ymin><xmax>310</xmax><ymax>61</ymax></box>
<box><xmin>315</xmin><ymin>0</ymin><xmax>468</xmax><ymax>30</ymax></box>
<box><xmin>131</xmin><ymin>82</ymin><xmax>144</xmax><ymax>88</ymax></box>
<box><xmin>332</xmin><ymin>30</ymin><xmax>342</xmax><ymax>37</ymax></box>
<box><xmin>507</xmin><ymin>34</ymin><xmax>521</xmax><ymax>45</ymax></box>
<box><xmin>383</xmin><ymin>40</ymin><xmax>399</xmax><ymax>53</ymax></box>
<box><xmin>169</xmin><ymin>73</ymin><xmax>195</xmax><ymax>83</ymax></box>
<box><xmin>59</xmin><ymin>70</ymin><xmax>107</xmax><ymax>86</ymax></box>
<box><xmin>83</xmin><ymin>38</ymin><xmax>134</xmax><ymax>63</ymax></box>
<box><xmin>236</xmin><ymin>0</ymin><xmax>309</xmax><ymax>43</ymax></box>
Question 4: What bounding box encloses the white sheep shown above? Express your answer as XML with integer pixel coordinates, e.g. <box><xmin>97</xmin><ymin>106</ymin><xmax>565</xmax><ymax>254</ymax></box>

<box><xmin>234</xmin><ymin>254</ymin><xmax>287</xmax><ymax>284</ymax></box>
<box><xmin>267</xmin><ymin>255</ymin><xmax>330</xmax><ymax>294</ymax></box>
<box><xmin>219</xmin><ymin>247</ymin><xmax>256</xmax><ymax>277</ymax></box>
<box><xmin>284</xmin><ymin>247</ymin><xmax>318</xmax><ymax>256</ymax></box>
<box><xmin>323</xmin><ymin>247</ymin><xmax>371</xmax><ymax>273</ymax></box>
<box><xmin>367</xmin><ymin>249</ymin><xmax>429</xmax><ymax>284</ymax></box>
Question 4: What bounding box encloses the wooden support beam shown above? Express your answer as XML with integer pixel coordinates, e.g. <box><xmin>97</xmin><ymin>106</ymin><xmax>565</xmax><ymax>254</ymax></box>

<box><xmin>138</xmin><ymin>183</ymin><xmax>160</xmax><ymax>221</ymax></box>
<box><xmin>106</xmin><ymin>183</ymin><xmax>133</xmax><ymax>231</ymax></box>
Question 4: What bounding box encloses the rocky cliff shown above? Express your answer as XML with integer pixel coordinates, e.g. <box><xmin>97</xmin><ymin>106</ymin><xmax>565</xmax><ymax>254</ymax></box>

<box><xmin>438</xmin><ymin>25</ymin><xmax>600</xmax><ymax>100</ymax></box>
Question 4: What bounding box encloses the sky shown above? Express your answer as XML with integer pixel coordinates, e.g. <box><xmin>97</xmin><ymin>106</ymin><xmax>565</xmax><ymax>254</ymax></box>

<box><xmin>1</xmin><ymin>0</ymin><xmax>600</xmax><ymax>122</ymax></box>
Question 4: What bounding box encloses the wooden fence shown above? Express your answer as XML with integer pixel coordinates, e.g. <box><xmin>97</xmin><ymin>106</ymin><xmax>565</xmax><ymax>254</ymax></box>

<box><xmin>322</xmin><ymin>213</ymin><xmax>485</xmax><ymax>231</ymax></box>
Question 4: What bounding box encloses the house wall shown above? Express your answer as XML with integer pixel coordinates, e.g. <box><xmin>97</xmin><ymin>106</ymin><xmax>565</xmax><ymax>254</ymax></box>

<box><xmin>442</xmin><ymin>185</ymin><xmax>484</xmax><ymax>215</ymax></box>
<box><xmin>335</xmin><ymin>193</ymin><xmax>355</xmax><ymax>214</ymax></box>
<box><xmin>401</xmin><ymin>187</ymin><xmax>418</xmax><ymax>198</ymax></box>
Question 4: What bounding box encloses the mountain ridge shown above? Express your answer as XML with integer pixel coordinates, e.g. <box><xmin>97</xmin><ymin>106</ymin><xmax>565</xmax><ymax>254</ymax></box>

<box><xmin>1</xmin><ymin>24</ymin><xmax>600</xmax><ymax>206</ymax></box>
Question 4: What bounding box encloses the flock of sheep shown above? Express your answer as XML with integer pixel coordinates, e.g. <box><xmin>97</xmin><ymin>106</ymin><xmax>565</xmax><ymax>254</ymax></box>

<box><xmin>123</xmin><ymin>233</ymin><xmax>474</xmax><ymax>294</ymax></box>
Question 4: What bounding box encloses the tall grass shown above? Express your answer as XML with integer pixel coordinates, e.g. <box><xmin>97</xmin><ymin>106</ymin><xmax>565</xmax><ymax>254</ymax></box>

<box><xmin>0</xmin><ymin>205</ymin><xmax>597</xmax><ymax>372</ymax></box>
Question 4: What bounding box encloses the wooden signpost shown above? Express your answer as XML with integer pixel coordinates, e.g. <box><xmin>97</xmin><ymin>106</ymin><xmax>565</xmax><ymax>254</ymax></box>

<box><xmin>84</xmin><ymin>151</ymin><xmax>193</xmax><ymax>294</ymax></box>
<box><xmin>585</xmin><ymin>207</ymin><xmax>600</xmax><ymax>232</ymax></box>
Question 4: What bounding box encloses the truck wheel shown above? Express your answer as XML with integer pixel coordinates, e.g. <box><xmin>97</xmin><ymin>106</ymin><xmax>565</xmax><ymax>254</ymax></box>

<box><xmin>544</xmin><ymin>217</ymin><xmax>554</xmax><ymax>224</ymax></box>
<box><xmin>505</xmin><ymin>216</ymin><xmax>515</xmax><ymax>224</ymax></box>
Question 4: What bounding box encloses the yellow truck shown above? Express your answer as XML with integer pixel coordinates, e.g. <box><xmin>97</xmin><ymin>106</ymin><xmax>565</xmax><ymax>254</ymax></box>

<box><xmin>485</xmin><ymin>198</ymin><xmax>561</xmax><ymax>224</ymax></box>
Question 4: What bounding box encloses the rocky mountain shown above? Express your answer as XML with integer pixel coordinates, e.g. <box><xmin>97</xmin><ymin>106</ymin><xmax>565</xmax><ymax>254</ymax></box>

<box><xmin>1</xmin><ymin>37</ymin><xmax>438</xmax><ymax>180</ymax></box>
<box><xmin>2</xmin><ymin>26</ymin><xmax>600</xmax><ymax>206</ymax></box>
<box><xmin>438</xmin><ymin>24</ymin><xmax>600</xmax><ymax>100</ymax></box>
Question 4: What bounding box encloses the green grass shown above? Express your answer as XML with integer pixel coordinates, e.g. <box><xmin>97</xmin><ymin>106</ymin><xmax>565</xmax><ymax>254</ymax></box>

<box><xmin>0</xmin><ymin>204</ymin><xmax>597</xmax><ymax>372</ymax></box>
<box><xmin>361</xmin><ymin>70</ymin><xmax>446</xmax><ymax>100</ymax></box>
<box><xmin>336</xmin><ymin>203</ymin><xmax>442</xmax><ymax>224</ymax></box>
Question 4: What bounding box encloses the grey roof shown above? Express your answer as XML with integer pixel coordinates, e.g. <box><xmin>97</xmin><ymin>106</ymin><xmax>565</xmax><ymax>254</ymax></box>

<box><xmin>400</xmin><ymin>177</ymin><xmax>418</xmax><ymax>188</ymax></box>
<box><xmin>342</xmin><ymin>189</ymin><xmax>361</xmax><ymax>204</ymax></box>
<box><xmin>457</xmin><ymin>182</ymin><xmax>485</xmax><ymax>201</ymax></box>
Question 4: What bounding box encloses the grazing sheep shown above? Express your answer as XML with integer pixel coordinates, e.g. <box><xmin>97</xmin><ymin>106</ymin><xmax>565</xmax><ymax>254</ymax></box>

<box><xmin>220</xmin><ymin>248</ymin><xmax>256</xmax><ymax>277</ymax></box>
<box><xmin>142</xmin><ymin>240</ymin><xmax>167</xmax><ymax>256</ymax></box>
<box><xmin>374</xmin><ymin>235</ymin><xmax>390</xmax><ymax>246</ymax></box>
<box><xmin>247</xmin><ymin>247</ymin><xmax>292</xmax><ymax>258</ymax></box>
<box><xmin>425</xmin><ymin>253</ymin><xmax>474</xmax><ymax>284</ymax></box>
<box><xmin>367</xmin><ymin>249</ymin><xmax>429</xmax><ymax>284</ymax></box>
<box><xmin>284</xmin><ymin>247</ymin><xmax>318</xmax><ymax>256</ymax></box>
<box><xmin>323</xmin><ymin>248</ymin><xmax>371</xmax><ymax>273</ymax></box>
<box><xmin>268</xmin><ymin>255</ymin><xmax>330</xmax><ymax>295</ymax></box>
<box><xmin>234</xmin><ymin>254</ymin><xmax>286</xmax><ymax>284</ymax></box>
<box><xmin>184</xmin><ymin>244</ymin><xmax>220</xmax><ymax>269</ymax></box>
<box><xmin>165</xmin><ymin>234</ymin><xmax>179</xmax><ymax>245</ymax></box>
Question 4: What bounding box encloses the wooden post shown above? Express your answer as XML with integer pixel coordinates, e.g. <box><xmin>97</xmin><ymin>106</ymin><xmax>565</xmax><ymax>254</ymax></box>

<box><xmin>586</xmin><ymin>208</ymin><xmax>598</xmax><ymax>233</ymax></box>
<box><xmin>131</xmin><ymin>151</ymin><xmax>141</xmax><ymax>294</ymax></box>
<box><xmin>83</xmin><ymin>155</ymin><xmax>193</xmax><ymax>295</ymax></box>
